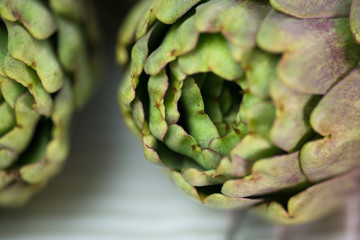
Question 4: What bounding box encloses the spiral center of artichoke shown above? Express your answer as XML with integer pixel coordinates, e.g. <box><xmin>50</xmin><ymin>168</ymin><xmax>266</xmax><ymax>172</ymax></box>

<box><xmin>178</xmin><ymin>73</ymin><xmax>244</xmax><ymax>140</ymax></box>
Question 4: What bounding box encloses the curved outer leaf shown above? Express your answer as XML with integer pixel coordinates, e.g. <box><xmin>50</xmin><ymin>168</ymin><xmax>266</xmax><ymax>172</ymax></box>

<box><xmin>270</xmin><ymin>0</ymin><xmax>351</xmax><ymax>18</ymax></box>
<box><xmin>301</xmin><ymin>68</ymin><xmax>360</xmax><ymax>182</ymax></box>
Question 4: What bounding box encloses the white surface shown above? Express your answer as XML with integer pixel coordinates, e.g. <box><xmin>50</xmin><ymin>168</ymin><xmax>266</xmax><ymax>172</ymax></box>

<box><xmin>0</xmin><ymin>41</ymin><xmax>357</xmax><ymax>240</ymax></box>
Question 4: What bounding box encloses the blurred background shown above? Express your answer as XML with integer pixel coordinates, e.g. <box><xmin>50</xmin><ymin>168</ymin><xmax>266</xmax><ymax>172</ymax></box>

<box><xmin>0</xmin><ymin>0</ymin><xmax>357</xmax><ymax>239</ymax></box>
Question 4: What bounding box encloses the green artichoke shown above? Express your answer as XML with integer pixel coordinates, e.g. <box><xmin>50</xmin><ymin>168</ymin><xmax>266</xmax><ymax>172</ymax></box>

<box><xmin>117</xmin><ymin>0</ymin><xmax>360</xmax><ymax>224</ymax></box>
<box><xmin>0</xmin><ymin>0</ymin><xmax>97</xmax><ymax>207</ymax></box>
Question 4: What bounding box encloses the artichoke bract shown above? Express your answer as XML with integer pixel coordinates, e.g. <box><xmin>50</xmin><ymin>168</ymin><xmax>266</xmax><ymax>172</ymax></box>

<box><xmin>117</xmin><ymin>0</ymin><xmax>360</xmax><ymax>224</ymax></box>
<box><xmin>0</xmin><ymin>0</ymin><xmax>97</xmax><ymax>206</ymax></box>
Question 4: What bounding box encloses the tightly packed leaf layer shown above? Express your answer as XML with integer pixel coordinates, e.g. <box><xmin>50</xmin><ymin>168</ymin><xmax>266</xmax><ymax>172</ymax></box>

<box><xmin>118</xmin><ymin>0</ymin><xmax>360</xmax><ymax>224</ymax></box>
<box><xmin>0</xmin><ymin>0</ymin><xmax>97</xmax><ymax>207</ymax></box>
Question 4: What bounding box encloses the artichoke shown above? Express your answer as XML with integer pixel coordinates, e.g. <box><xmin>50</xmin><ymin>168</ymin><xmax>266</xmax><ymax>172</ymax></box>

<box><xmin>117</xmin><ymin>0</ymin><xmax>360</xmax><ymax>224</ymax></box>
<box><xmin>0</xmin><ymin>0</ymin><xmax>97</xmax><ymax>206</ymax></box>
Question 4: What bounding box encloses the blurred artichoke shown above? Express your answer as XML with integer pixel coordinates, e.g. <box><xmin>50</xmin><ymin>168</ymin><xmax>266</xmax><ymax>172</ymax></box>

<box><xmin>117</xmin><ymin>0</ymin><xmax>360</xmax><ymax>224</ymax></box>
<box><xmin>0</xmin><ymin>0</ymin><xmax>98</xmax><ymax>206</ymax></box>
